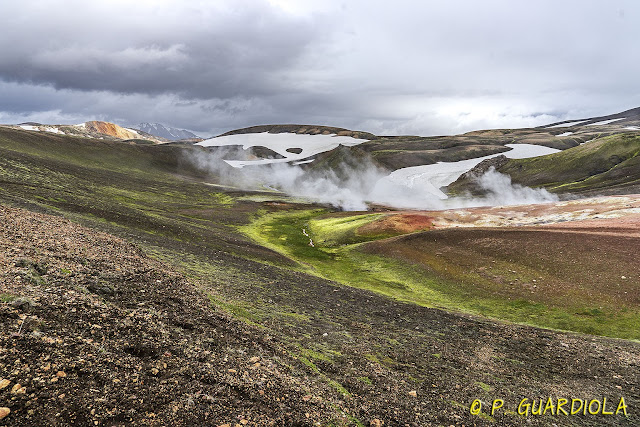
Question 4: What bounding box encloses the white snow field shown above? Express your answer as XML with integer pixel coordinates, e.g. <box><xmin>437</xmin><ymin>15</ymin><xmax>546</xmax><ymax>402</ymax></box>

<box><xmin>19</xmin><ymin>125</ymin><xmax>41</xmax><ymax>131</ymax></box>
<box><xmin>546</xmin><ymin>120</ymin><xmax>589</xmax><ymax>128</ymax></box>
<box><xmin>556</xmin><ymin>131</ymin><xmax>573</xmax><ymax>137</ymax></box>
<box><xmin>44</xmin><ymin>127</ymin><xmax>64</xmax><ymax>134</ymax></box>
<box><xmin>624</xmin><ymin>126</ymin><xmax>639</xmax><ymax>130</ymax></box>
<box><xmin>197</xmin><ymin>132</ymin><xmax>368</xmax><ymax>168</ymax></box>
<box><xmin>386</xmin><ymin>144</ymin><xmax>560</xmax><ymax>199</ymax></box>
<box><xmin>586</xmin><ymin>118</ymin><xmax>625</xmax><ymax>126</ymax></box>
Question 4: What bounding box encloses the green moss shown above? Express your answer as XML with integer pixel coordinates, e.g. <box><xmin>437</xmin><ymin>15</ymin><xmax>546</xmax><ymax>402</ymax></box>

<box><xmin>298</xmin><ymin>356</ymin><xmax>320</xmax><ymax>374</ymax></box>
<box><xmin>328</xmin><ymin>379</ymin><xmax>351</xmax><ymax>397</ymax></box>
<box><xmin>0</xmin><ymin>293</ymin><xmax>17</xmax><ymax>303</ymax></box>
<box><xmin>309</xmin><ymin>213</ymin><xmax>385</xmax><ymax>246</ymax></box>
<box><xmin>357</xmin><ymin>376</ymin><xmax>373</xmax><ymax>385</ymax></box>
<box><xmin>364</xmin><ymin>354</ymin><xmax>379</xmax><ymax>364</ymax></box>
<box><xmin>275</xmin><ymin>310</ymin><xmax>310</xmax><ymax>321</ymax></box>
<box><xmin>208</xmin><ymin>295</ymin><xmax>262</xmax><ymax>323</ymax></box>
<box><xmin>475</xmin><ymin>381</ymin><xmax>493</xmax><ymax>392</ymax></box>
<box><xmin>301</xmin><ymin>348</ymin><xmax>333</xmax><ymax>363</ymax></box>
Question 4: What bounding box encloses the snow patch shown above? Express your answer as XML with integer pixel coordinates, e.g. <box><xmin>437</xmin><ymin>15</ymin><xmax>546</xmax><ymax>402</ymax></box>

<box><xmin>547</xmin><ymin>120</ymin><xmax>589</xmax><ymax>128</ymax></box>
<box><xmin>291</xmin><ymin>159</ymin><xmax>315</xmax><ymax>166</ymax></box>
<box><xmin>44</xmin><ymin>127</ymin><xmax>64</xmax><ymax>134</ymax></box>
<box><xmin>197</xmin><ymin>132</ymin><xmax>368</xmax><ymax>167</ymax></box>
<box><xmin>385</xmin><ymin>144</ymin><xmax>560</xmax><ymax>200</ymax></box>
<box><xmin>20</xmin><ymin>125</ymin><xmax>40</xmax><ymax>131</ymax></box>
<box><xmin>624</xmin><ymin>126</ymin><xmax>639</xmax><ymax>130</ymax></box>
<box><xmin>556</xmin><ymin>132</ymin><xmax>573</xmax><ymax>137</ymax></box>
<box><xmin>586</xmin><ymin>118</ymin><xmax>625</xmax><ymax>126</ymax></box>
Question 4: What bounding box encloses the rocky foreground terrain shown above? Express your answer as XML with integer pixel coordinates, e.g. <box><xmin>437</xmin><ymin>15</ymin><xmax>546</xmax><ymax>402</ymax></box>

<box><xmin>0</xmin><ymin>206</ymin><xmax>343</xmax><ymax>426</ymax></box>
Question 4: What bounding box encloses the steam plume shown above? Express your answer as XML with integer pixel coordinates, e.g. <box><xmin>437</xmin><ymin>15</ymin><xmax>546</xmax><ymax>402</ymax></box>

<box><xmin>186</xmin><ymin>147</ymin><xmax>558</xmax><ymax>211</ymax></box>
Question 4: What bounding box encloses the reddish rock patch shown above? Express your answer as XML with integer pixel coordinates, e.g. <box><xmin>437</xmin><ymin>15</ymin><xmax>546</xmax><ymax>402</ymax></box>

<box><xmin>85</xmin><ymin>121</ymin><xmax>140</xmax><ymax>140</ymax></box>
<box><xmin>358</xmin><ymin>213</ymin><xmax>433</xmax><ymax>236</ymax></box>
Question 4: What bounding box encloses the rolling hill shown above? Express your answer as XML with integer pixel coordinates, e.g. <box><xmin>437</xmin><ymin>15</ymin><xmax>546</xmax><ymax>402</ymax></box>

<box><xmin>449</xmin><ymin>132</ymin><xmax>640</xmax><ymax>196</ymax></box>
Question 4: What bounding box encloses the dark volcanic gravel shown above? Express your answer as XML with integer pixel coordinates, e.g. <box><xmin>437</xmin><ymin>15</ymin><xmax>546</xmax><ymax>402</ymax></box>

<box><xmin>0</xmin><ymin>206</ymin><xmax>342</xmax><ymax>426</ymax></box>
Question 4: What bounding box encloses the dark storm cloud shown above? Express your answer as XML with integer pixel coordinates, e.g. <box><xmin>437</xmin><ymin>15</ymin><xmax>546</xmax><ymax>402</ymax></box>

<box><xmin>0</xmin><ymin>1</ymin><xmax>324</xmax><ymax>99</ymax></box>
<box><xmin>1</xmin><ymin>0</ymin><xmax>640</xmax><ymax>135</ymax></box>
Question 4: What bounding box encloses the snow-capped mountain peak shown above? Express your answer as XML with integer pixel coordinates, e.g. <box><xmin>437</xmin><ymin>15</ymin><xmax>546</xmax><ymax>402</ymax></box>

<box><xmin>135</xmin><ymin>123</ymin><xmax>198</xmax><ymax>141</ymax></box>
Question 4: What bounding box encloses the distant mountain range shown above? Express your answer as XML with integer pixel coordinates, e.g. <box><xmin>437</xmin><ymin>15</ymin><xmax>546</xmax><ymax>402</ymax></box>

<box><xmin>135</xmin><ymin>123</ymin><xmax>199</xmax><ymax>141</ymax></box>
<box><xmin>1</xmin><ymin>121</ymin><xmax>202</xmax><ymax>144</ymax></box>
<box><xmin>6</xmin><ymin>121</ymin><xmax>166</xmax><ymax>143</ymax></box>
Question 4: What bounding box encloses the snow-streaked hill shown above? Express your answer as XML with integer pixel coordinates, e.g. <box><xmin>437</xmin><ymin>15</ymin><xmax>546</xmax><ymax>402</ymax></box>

<box><xmin>197</xmin><ymin>132</ymin><xmax>368</xmax><ymax>167</ymax></box>
<box><xmin>386</xmin><ymin>144</ymin><xmax>560</xmax><ymax>199</ymax></box>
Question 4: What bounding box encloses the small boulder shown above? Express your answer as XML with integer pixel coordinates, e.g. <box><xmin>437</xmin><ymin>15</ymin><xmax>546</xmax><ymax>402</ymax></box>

<box><xmin>0</xmin><ymin>407</ymin><xmax>10</xmax><ymax>420</ymax></box>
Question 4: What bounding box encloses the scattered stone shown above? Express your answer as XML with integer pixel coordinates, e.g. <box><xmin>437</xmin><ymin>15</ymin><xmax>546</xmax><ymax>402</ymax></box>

<box><xmin>0</xmin><ymin>379</ymin><xmax>10</xmax><ymax>390</ymax></box>
<box><xmin>11</xmin><ymin>297</ymin><xmax>34</xmax><ymax>310</ymax></box>
<box><xmin>56</xmin><ymin>371</ymin><xmax>66</xmax><ymax>378</ymax></box>
<box><xmin>0</xmin><ymin>407</ymin><xmax>10</xmax><ymax>420</ymax></box>
<box><xmin>370</xmin><ymin>419</ymin><xmax>384</xmax><ymax>427</ymax></box>
<box><xmin>11</xmin><ymin>384</ymin><xmax>26</xmax><ymax>395</ymax></box>
<box><xmin>408</xmin><ymin>390</ymin><xmax>417</xmax><ymax>398</ymax></box>
<box><xmin>151</xmin><ymin>368</ymin><xmax>159</xmax><ymax>375</ymax></box>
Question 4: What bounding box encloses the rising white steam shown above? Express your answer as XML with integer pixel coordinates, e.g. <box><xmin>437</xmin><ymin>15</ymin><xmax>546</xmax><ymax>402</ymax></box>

<box><xmin>186</xmin><ymin>147</ymin><xmax>558</xmax><ymax>211</ymax></box>
<box><xmin>472</xmin><ymin>167</ymin><xmax>559</xmax><ymax>206</ymax></box>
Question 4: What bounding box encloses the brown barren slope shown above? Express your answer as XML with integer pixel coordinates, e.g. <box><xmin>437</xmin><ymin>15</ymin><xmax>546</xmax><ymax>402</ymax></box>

<box><xmin>364</xmin><ymin>225</ymin><xmax>640</xmax><ymax>308</ymax></box>
<box><xmin>0</xmin><ymin>206</ymin><xmax>342</xmax><ymax>426</ymax></box>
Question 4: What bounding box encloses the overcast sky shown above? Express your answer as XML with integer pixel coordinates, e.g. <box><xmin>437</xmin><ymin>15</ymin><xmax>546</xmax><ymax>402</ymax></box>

<box><xmin>1</xmin><ymin>0</ymin><xmax>639</xmax><ymax>137</ymax></box>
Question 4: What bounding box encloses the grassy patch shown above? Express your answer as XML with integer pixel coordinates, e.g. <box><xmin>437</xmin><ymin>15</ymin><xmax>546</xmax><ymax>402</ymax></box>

<box><xmin>208</xmin><ymin>295</ymin><xmax>263</xmax><ymax>324</ymax></box>
<box><xmin>242</xmin><ymin>209</ymin><xmax>640</xmax><ymax>339</ymax></box>
<box><xmin>309</xmin><ymin>213</ymin><xmax>385</xmax><ymax>246</ymax></box>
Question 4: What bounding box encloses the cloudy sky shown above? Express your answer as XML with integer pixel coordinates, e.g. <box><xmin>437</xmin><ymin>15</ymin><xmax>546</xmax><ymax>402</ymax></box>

<box><xmin>1</xmin><ymin>0</ymin><xmax>639</xmax><ymax>137</ymax></box>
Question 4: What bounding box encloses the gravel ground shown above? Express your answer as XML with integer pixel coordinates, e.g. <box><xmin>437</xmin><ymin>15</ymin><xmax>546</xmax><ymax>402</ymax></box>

<box><xmin>0</xmin><ymin>206</ymin><xmax>345</xmax><ymax>426</ymax></box>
